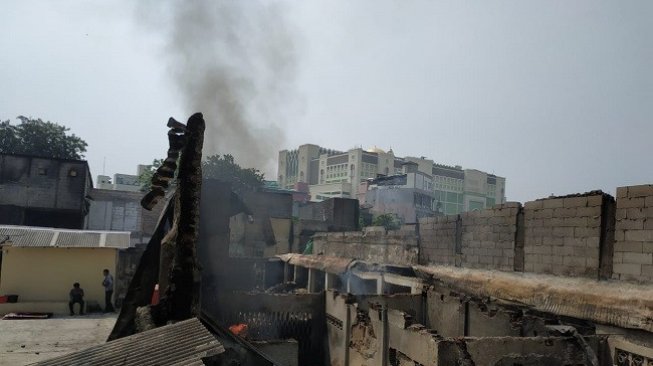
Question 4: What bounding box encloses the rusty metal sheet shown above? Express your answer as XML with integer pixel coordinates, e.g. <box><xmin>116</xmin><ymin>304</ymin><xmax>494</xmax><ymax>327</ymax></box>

<box><xmin>32</xmin><ymin>318</ymin><xmax>224</xmax><ymax>366</ymax></box>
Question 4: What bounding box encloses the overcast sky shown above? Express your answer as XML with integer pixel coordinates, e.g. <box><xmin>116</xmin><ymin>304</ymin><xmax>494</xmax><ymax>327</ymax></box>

<box><xmin>2</xmin><ymin>1</ymin><xmax>651</xmax><ymax>202</ymax></box>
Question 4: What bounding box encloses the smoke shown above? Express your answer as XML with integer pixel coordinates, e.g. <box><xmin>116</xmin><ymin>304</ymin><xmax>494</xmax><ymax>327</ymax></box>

<box><xmin>137</xmin><ymin>1</ymin><xmax>298</xmax><ymax>175</ymax></box>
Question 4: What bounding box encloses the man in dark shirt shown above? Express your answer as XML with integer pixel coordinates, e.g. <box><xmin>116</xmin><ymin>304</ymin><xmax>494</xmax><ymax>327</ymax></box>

<box><xmin>102</xmin><ymin>269</ymin><xmax>115</xmax><ymax>312</ymax></box>
<box><xmin>69</xmin><ymin>283</ymin><xmax>84</xmax><ymax>316</ymax></box>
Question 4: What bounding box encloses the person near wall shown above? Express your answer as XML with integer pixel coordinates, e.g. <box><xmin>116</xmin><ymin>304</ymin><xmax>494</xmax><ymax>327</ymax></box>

<box><xmin>102</xmin><ymin>269</ymin><xmax>115</xmax><ymax>313</ymax></box>
<box><xmin>69</xmin><ymin>283</ymin><xmax>85</xmax><ymax>316</ymax></box>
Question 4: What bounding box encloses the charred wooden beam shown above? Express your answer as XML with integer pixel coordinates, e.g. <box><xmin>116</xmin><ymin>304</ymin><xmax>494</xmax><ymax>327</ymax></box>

<box><xmin>141</xmin><ymin>117</ymin><xmax>187</xmax><ymax>211</ymax></box>
<box><xmin>163</xmin><ymin>112</ymin><xmax>205</xmax><ymax>320</ymax></box>
<box><xmin>109</xmin><ymin>113</ymin><xmax>205</xmax><ymax>339</ymax></box>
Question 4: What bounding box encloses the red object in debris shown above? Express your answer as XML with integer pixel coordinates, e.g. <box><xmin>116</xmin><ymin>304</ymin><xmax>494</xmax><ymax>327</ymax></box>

<box><xmin>151</xmin><ymin>284</ymin><xmax>160</xmax><ymax>305</ymax></box>
<box><xmin>0</xmin><ymin>296</ymin><xmax>7</xmax><ymax>304</ymax></box>
<box><xmin>229</xmin><ymin>323</ymin><xmax>249</xmax><ymax>337</ymax></box>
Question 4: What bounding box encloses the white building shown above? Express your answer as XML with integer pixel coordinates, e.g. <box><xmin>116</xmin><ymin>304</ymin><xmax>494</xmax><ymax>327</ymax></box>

<box><xmin>278</xmin><ymin>144</ymin><xmax>506</xmax><ymax>214</ymax></box>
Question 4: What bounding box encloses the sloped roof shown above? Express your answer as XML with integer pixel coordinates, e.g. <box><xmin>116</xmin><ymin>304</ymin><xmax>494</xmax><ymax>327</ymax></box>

<box><xmin>0</xmin><ymin>225</ymin><xmax>131</xmax><ymax>249</ymax></box>
<box><xmin>30</xmin><ymin>318</ymin><xmax>224</xmax><ymax>366</ymax></box>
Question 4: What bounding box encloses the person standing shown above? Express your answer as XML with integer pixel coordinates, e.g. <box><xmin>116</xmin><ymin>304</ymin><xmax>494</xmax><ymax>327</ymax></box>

<box><xmin>68</xmin><ymin>283</ymin><xmax>85</xmax><ymax>315</ymax></box>
<box><xmin>102</xmin><ymin>269</ymin><xmax>115</xmax><ymax>312</ymax></box>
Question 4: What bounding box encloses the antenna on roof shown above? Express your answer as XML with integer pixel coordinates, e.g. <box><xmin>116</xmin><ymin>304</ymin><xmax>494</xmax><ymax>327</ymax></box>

<box><xmin>103</xmin><ymin>157</ymin><xmax>106</xmax><ymax>175</ymax></box>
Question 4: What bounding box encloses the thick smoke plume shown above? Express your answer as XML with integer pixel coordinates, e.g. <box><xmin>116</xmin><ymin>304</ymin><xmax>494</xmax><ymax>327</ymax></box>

<box><xmin>139</xmin><ymin>1</ymin><xmax>297</xmax><ymax>175</ymax></box>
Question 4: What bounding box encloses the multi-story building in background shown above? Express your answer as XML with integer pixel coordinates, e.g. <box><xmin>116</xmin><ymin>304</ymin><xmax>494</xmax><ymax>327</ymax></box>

<box><xmin>278</xmin><ymin>144</ymin><xmax>506</xmax><ymax>221</ymax></box>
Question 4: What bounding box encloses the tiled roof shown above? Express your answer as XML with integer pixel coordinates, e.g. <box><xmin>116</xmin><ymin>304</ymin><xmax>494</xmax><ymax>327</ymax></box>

<box><xmin>0</xmin><ymin>225</ymin><xmax>131</xmax><ymax>249</ymax></box>
<box><xmin>30</xmin><ymin>318</ymin><xmax>224</xmax><ymax>366</ymax></box>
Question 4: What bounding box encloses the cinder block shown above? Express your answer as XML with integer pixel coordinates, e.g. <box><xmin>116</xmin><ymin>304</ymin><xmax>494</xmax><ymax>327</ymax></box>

<box><xmin>617</xmin><ymin>197</ymin><xmax>645</xmax><ymax>209</ymax></box>
<box><xmin>613</xmin><ymin>252</ymin><xmax>623</xmax><ymax>264</ymax></box>
<box><xmin>587</xmin><ymin>195</ymin><xmax>604</xmax><ymax>207</ymax></box>
<box><xmin>552</xmin><ymin>227</ymin><xmax>574</xmax><ymax>238</ymax></box>
<box><xmin>524</xmin><ymin>200</ymin><xmax>543</xmax><ymax>210</ymax></box>
<box><xmin>614</xmin><ymin>230</ymin><xmax>625</xmax><ymax>241</ymax></box>
<box><xmin>645</xmin><ymin>220</ymin><xmax>653</xmax><ymax>230</ymax></box>
<box><xmin>626</xmin><ymin>208</ymin><xmax>646</xmax><ymax>220</ymax></box>
<box><xmin>615</xmin><ymin>209</ymin><xmax>627</xmax><ymax>220</ymax></box>
<box><xmin>533</xmin><ymin>209</ymin><xmax>554</xmax><ymax>219</ymax></box>
<box><xmin>625</xmin><ymin>230</ymin><xmax>653</xmax><ymax>242</ymax></box>
<box><xmin>613</xmin><ymin>263</ymin><xmax>642</xmax><ymax>276</ymax></box>
<box><xmin>623</xmin><ymin>252</ymin><xmax>653</xmax><ymax>265</ymax></box>
<box><xmin>555</xmin><ymin>207</ymin><xmax>579</xmax><ymax>218</ymax></box>
<box><xmin>627</xmin><ymin>184</ymin><xmax>653</xmax><ymax>198</ymax></box>
<box><xmin>563</xmin><ymin>237</ymin><xmax>585</xmax><ymax>247</ymax></box>
<box><xmin>646</xmin><ymin>196</ymin><xmax>653</xmax><ymax>208</ymax></box>
<box><xmin>533</xmin><ymin>263</ymin><xmax>553</xmax><ymax>273</ymax></box>
<box><xmin>542</xmin><ymin>198</ymin><xmax>564</xmax><ymax>209</ymax></box>
<box><xmin>616</xmin><ymin>187</ymin><xmax>629</xmax><ymax>199</ymax></box>
<box><xmin>578</xmin><ymin>207</ymin><xmax>602</xmax><ymax>218</ymax></box>
<box><xmin>563</xmin><ymin>196</ymin><xmax>588</xmax><ymax>208</ymax></box>
<box><xmin>615</xmin><ymin>241</ymin><xmax>643</xmax><ymax>253</ymax></box>
<box><xmin>563</xmin><ymin>217</ymin><xmax>588</xmax><ymax>227</ymax></box>
<box><xmin>616</xmin><ymin>219</ymin><xmax>644</xmax><ymax>230</ymax></box>
<box><xmin>644</xmin><ymin>242</ymin><xmax>653</xmax><ymax>254</ymax></box>
<box><xmin>544</xmin><ymin>236</ymin><xmax>564</xmax><ymax>246</ymax></box>
<box><xmin>563</xmin><ymin>256</ymin><xmax>586</xmax><ymax>267</ymax></box>
<box><xmin>642</xmin><ymin>265</ymin><xmax>653</xmax><ymax>277</ymax></box>
<box><xmin>587</xmin><ymin>216</ymin><xmax>602</xmax><ymax>228</ymax></box>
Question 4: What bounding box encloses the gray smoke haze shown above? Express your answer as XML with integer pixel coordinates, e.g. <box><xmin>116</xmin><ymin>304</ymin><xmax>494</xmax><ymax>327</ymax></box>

<box><xmin>138</xmin><ymin>1</ymin><xmax>297</xmax><ymax>174</ymax></box>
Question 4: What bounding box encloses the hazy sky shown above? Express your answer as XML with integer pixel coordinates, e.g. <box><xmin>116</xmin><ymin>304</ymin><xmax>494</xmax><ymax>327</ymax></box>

<box><xmin>2</xmin><ymin>1</ymin><xmax>651</xmax><ymax>202</ymax></box>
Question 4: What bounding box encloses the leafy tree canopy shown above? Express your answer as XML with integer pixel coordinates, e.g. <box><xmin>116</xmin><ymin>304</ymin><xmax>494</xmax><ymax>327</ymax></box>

<box><xmin>138</xmin><ymin>154</ymin><xmax>264</xmax><ymax>193</ymax></box>
<box><xmin>372</xmin><ymin>213</ymin><xmax>401</xmax><ymax>231</ymax></box>
<box><xmin>0</xmin><ymin>116</ymin><xmax>88</xmax><ymax>160</ymax></box>
<box><xmin>203</xmin><ymin>154</ymin><xmax>264</xmax><ymax>193</ymax></box>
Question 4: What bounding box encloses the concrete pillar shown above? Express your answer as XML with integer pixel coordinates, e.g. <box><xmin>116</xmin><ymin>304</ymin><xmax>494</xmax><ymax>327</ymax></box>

<box><xmin>376</xmin><ymin>276</ymin><xmax>383</xmax><ymax>295</ymax></box>
<box><xmin>308</xmin><ymin>268</ymin><xmax>317</xmax><ymax>292</ymax></box>
<box><xmin>283</xmin><ymin>263</ymin><xmax>291</xmax><ymax>283</ymax></box>
<box><xmin>294</xmin><ymin>265</ymin><xmax>300</xmax><ymax>283</ymax></box>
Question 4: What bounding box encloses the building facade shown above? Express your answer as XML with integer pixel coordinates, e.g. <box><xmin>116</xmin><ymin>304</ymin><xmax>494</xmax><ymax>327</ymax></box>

<box><xmin>0</xmin><ymin>153</ymin><xmax>93</xmax><ymax>229</ymax></box>
<box><xmin>278</xmin><ymin>144</ymin><xmax>506</xmax><ymax>216</ymax></box>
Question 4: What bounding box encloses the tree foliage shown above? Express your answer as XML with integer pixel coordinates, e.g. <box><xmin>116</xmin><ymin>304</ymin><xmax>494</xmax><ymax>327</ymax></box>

<box><xmin>202</xmin><ymin>154</ymin><xmax>264</xmax><ymax>193</ymax></box>
<box><xmin>138</xmin><ymin>154</ymin><xmax>264</xmax><ymax>193</ymax></box>
<box><xmin>137</xmin><ymin>159</ymin><xmax>165</xmax><ymax>192</ymax></box>
<box><xmin>372</xmin><ymin>213</ymin><xmax>401</xmax><ymax>231</ymax></box>
<box><xmin>0</xmin><ymin>116</ymin><xmax>88</xmax><ymax>160</ymax></box>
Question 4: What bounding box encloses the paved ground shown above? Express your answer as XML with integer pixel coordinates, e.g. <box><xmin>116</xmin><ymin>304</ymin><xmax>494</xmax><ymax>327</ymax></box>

<box><xmin>0</xmin><ymin>313</ymin><xmax>117</xmax><ymax>366</ymax></box>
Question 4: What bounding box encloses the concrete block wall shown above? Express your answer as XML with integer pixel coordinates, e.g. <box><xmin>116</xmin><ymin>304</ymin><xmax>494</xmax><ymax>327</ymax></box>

<box><xmin>418</xmin><ymin>203</ymin><xmax>521</xmax><ymax>271</ymax></box>
<box><xmin>418</xmin><ymin>215</ymin><xmax>458</xmax><ymax>266</ymax></box>
<box><xmin>312</xmin><ymin>226</ymin><xmax>419</xmax><ymax>265</ymax></box>
<box><xmin>459</xmin><ymin>203</ymin><xmax>521</xmax><ymax>271</ymax></box>
<box><xmin>522</xmin><ymin>193</ymin><xmax>613</xmax><ymax>279</ymax></box>
<box><xmin>613</xmin><ymin>185</ymin><xmax>653</xmax><ymax>282</ymax></box>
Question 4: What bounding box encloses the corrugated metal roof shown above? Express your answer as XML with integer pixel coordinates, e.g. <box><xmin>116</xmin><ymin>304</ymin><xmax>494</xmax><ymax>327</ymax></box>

<box><xmin>0</xmin><ymin>225</ymin><xmax>131</xmax><ymax>249</ymax></box>
<box><xmin>30</xmin><ymin>318</ymin><xmax>225</xmax><ymax>366</ymax></box>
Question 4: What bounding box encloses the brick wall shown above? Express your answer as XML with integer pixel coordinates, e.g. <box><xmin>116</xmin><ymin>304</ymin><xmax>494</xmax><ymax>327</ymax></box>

<box><xmin>522</xmin><ymin>193</ymin><xmax>614</xmax><ymax>279</ymax></box>
<box><xmin>613</xmin><ymin>185</ymin><xmax>653</xmax><ymax>282</ymax></box>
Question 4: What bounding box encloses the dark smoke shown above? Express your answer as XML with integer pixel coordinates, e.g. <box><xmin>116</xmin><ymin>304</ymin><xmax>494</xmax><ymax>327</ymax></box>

<box><xmin>138</xmin><ymin>1</ymin><xmax>298</xmax><ymax>174</ymax></box>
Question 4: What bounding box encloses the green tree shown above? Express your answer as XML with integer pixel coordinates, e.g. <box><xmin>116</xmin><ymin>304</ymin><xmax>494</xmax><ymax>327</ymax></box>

<box><xmin>138</xmin><ymin>154</ymin><xmax>264</xmax><ymax>193</ymax></box>
<box><xmin>0</xmin><ymin>116</ymin><xmax>87</xmax><ymax>160</ymax></box>
<box><xmin>138</xmin><ymin>159</ymin><xmax>165</xmax><ymax>192</ymax></box>
<box><xmin>372</xmin><ymin>213</ymin><xmax>401</xmax><ymax>231</ymax></box>
<box><xmin>202</xmin><ymin>154</ymin><xmax>264</xmax><ymax>193</ymax></box>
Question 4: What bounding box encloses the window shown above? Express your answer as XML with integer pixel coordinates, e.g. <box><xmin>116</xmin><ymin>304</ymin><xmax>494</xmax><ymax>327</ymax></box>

<box><xmin>37</xmin><ymin>167</ymin><xmax>47</xmax><ymax>176</ymax></box>
<box><xmin>68</xmin><ymin>169</ymin><xmax>78</xmax><ymax>177</ymax></box>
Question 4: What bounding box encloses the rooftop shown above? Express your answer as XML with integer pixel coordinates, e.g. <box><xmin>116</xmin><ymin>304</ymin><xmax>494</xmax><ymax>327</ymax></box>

<box><xmin>0</xmin><ymin>225</ymin><xmax>132</xmax><ymax>249</ymax></box>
